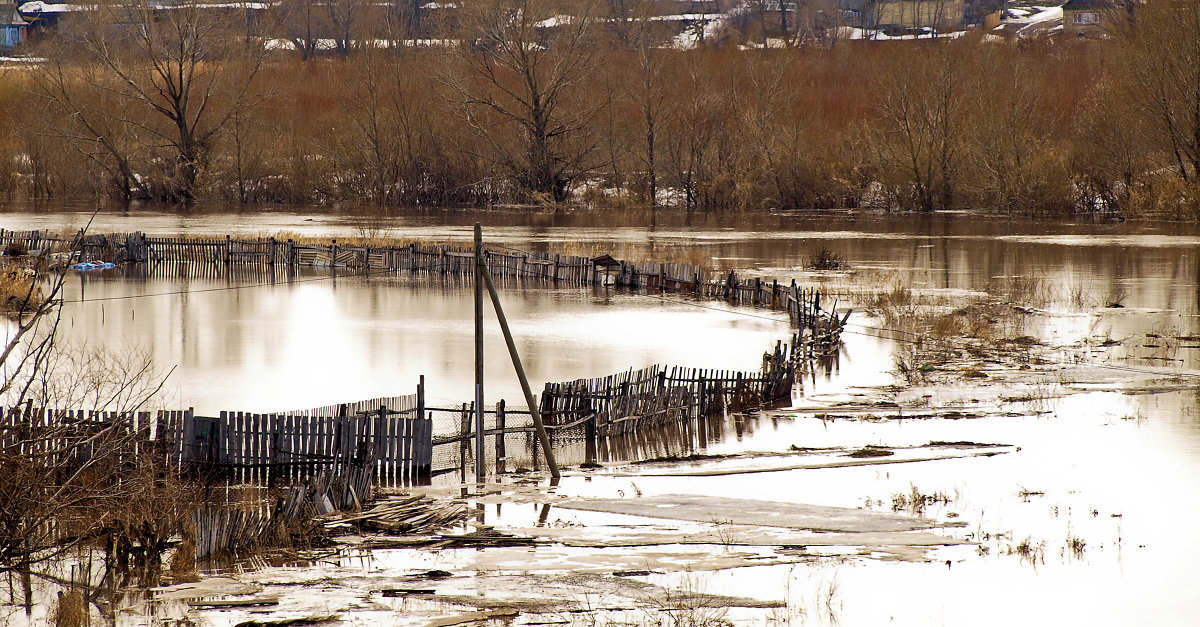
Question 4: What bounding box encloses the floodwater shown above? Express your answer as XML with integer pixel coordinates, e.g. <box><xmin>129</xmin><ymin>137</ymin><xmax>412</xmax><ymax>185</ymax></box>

<box><xmin>2</xmin><ymin>204</ymin><xmax>1200</xmax><ymax>625</ymax></box>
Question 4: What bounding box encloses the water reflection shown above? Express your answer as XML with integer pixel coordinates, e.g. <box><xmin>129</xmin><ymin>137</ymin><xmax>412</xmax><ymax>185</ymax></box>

<box><xmin>55</xmin><ymin>268</ymin><xmax>792</xmax><ymax>413</ymax></box>
<box><xmin>6</xmin><ymin>206</ymin><xmax>1198</xmax><ymax>319</ymax></box>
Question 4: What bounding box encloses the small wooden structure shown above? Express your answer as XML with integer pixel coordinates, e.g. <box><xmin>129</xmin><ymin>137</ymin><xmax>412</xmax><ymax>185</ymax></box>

<box><xmin>591</xmin><ymin>253</ymin><xmax>621</xmax><ymax>285</ymax></box>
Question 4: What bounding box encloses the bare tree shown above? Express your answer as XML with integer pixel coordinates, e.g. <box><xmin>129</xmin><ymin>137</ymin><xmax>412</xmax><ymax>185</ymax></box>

<box><xmin>325</xmin><ymin>0</ymin><xmax>361</xmax><ymax>56</ymax></box>
<box><xmin>329</xmin><ymin>49</ymin><xmax>435</xmax><ymax>203</ymax></box>
<box><xmin>630</xmin><ymin>44</ymin><xmax>673</xmax><ymax>206</ymax></box>
<box><xmin>604</xmin><ymin>0</ymin><xmax>673</xmax><ymax>206</ymax></box>
<box><xmin>36</xmin><ymin>0</ymin><xmax>265</xmax><ymax>202</ymax></box>
<box><xmin>1072</xmin><ymin>76</ymin><xmax>1149</xmax><ymax>214</ymax></box>
<box><xmin>662</xmin><ymin>55</ymin><xmax>728</xmax><ymax>210</ymax></box>
<box><xmin>1117</xmin><ymin>0</ymin><xmax>1200</xmax><ymax>184</ymax></box>
<box><xmin>866</xmin><ymin>43</ymin><xmax>966</xmax><ymax>211</ymax></box>
<box><xmin>34</xmin><ymin>61</ymin><xmax>150</xmax><ymax>200</ymax></box>
<box><xmin>966</xmin><ymin>47</ymin><xmax>1069</xmax><ymax>215</ymax></box>
<box><xmin>276</xmin><ymin>0</ymin><xmax>324</xmax><ymax>60</ymax></box>
<box><xmin>0</xmin><ymin>244</ymin><xmax>173</xmax><ymax>571</ymax></box>
<box><xmin>381</xmin><ymin>0</ymin><xmax>424</xmax><ymax>51</ymax></box>
<box><xmin>449</xmin><ymin>0</ymin><xmax>601</xmax><ymax>202</ymax></box>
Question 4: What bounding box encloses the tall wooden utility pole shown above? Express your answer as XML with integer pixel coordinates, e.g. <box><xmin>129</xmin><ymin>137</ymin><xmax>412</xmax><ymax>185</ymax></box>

<box><xmin>476</xmin><ymin>226</ymin><xmax>560</xmax><ymax>483</ymax></box>
<box><xmin>474</xmin><ymin>223</ymin><xmax>486</xmax><ymax>483</ymax></box>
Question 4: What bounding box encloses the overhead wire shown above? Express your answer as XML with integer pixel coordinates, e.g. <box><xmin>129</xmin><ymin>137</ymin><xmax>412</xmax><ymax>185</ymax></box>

<box><xmin>646</xmin><ymin>291</ymin><xmax>1200</xmax><ymax>380</ymax></box>
<box><xmin>49</xmin><ymin>240</ymin><xmax>1200</xmax><ymax>380</ymax></box>
<box><xmin>57</xmin><ymin>258</ymin><xmax>460</xmax><ymax>304</ymax></box>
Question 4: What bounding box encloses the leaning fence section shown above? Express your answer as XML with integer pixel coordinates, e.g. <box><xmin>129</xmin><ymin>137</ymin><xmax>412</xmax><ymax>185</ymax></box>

<box><xmin>429</xmin><ymin>335</ymin><xmax>809</xmax><ymax>477</ymax></box>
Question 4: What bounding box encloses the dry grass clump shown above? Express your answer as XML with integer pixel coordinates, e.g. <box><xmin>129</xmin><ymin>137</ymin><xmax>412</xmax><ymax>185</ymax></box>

<box><xmin>167</xmin><ymin>526</ymin><xmax>200</xmax><ymax>584</ymax></box>
<box><xmin>891</xmin><ymin>484</ymin><xmax>954</xmax><ymax>515</ymax></box>
<box><xmin>1125</xmin><ymin>175</ymin><xmax>1200</xmax><ymax>221</ymax></box>
<box><xmin>807</xmin><ymin>246</ymin><xmax>846</xmax><ymax>271</ymax></box>
<box><xmin>265</xmin><ymin>231</ymin><xmax>444</xmax><ymax>249</ymax></box>
<box><xmin>0</xmin><ymin>267</ymin><xmax>43</xmax><ymax>315</ymax></box>
<box><xmin>555</xmin><ymin>240</ymin><xmax>718</xmax><ymax>272</ymax></box>
<box><xmin>988</xmin><ymin>274</ymin><xmax>1050</xmax><ymax>308</ymax></box>
<box><xmin>637</xmin><ymin>576</ymin><xmax>735</xmax><ymax>627</ymax></box>
<box><xmin>863</xmin><ymin>282</ymin><xmax>916</xmax><ymax>326</ymax></box>
<box><xmin>52</xmin><ymin>589</ymin><xmax>88</xmax><ymax>627</ymax></box>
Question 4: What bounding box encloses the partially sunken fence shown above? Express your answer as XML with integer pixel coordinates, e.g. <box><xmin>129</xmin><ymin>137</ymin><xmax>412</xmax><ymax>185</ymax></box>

<box><xmin>0</xmin><ymin>228</ymin><xmax>848</xmax><ymax>341</ymax></box>
<box><xmin>428</xmin><ymin>335</ymin><xmax>808</xmax><ymax>475</ymax></box>
<box><xmin>1</xmin><ymin>332</ymin><xmax>816</xmax><ymax>484</ymax></box>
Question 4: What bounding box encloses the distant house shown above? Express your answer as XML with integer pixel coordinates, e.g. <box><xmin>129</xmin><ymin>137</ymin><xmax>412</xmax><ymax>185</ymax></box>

<box><xmin>1062</xmin><ymin>0</ymin><xmax>1114</xmax><ymax>37</ymax></box>
<box><xmin>841</xmin><ymin>0</ymin><xmax>966</xmax><ymax>33</ymax></box>
<box><xmin>0</xmin><ymin>3</ymin><xmax>28</xmax><ymax>47</ymax></box>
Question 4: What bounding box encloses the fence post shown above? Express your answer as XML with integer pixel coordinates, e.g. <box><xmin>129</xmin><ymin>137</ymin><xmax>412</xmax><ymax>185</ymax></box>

<box><xmin>376</xmin><ymin>405</ymin><xmax>387</xmax><ymax>481</ymax></box>
<box><xmin>459</xmin><ymin>402</ymin><xmax>471</xmax><ymax>481</ymax></box>
<box><xmin>495</xmin><ymin>399</ymin><xmax>506</xmax><ymax>475</ymax></box>
<box><xmin>584</xmin><ymin>409</ymin><xmax>597</xmax><ymax>466</ymax></box>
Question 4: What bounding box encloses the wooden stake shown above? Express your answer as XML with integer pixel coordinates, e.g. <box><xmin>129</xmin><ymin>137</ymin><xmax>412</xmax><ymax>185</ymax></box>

<box><xmin>479</xmin><ymin>262</ymin><xmax>560</xmax><ymax>482</ymax></box>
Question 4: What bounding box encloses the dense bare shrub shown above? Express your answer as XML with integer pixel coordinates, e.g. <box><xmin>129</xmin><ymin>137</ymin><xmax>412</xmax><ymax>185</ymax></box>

<box><xmin>964</xmin><ymin>45</ymin><xmax>1074</xmax><ymax>215</ymax></box>
<box><xmin>862</xmin><ymin>41</ymin><xmax>969</xmax><ymax>212</ymax></box>
<box><xmin>0</xmin><ymin>255</ymin><xmax>177</xmax><ymax>571</ymax></box>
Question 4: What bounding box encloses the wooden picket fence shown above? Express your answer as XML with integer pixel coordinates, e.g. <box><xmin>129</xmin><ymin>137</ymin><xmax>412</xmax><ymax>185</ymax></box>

<box><xmin>1</xmin><ymin>389</ymin><xmax>432</xmax><ymax>488</ymax></box>
<box><xmin>537</xmin><ymin>334</ymin><xmax>798</xmax><ymax>436</ymax></box>
<box><xmin>156</xmin><ymin>392</ymin><xmax>431</xmax><ymax>487</ymax></box>
<box><xmin>0</xmin><ymin>405</ymin><xmax>152</xmax><ymax>468</ymax></box>
<box><xmin>0</xmin><ymin>229</ymin><xmax>847</xmax><ymax>348</ymax></box>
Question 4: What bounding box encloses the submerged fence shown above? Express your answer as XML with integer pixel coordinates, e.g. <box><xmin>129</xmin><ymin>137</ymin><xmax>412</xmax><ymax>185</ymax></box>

<box><xmin>428</xmin><ymin>333</ymin><xmax>813</xmax><ymax>476</ymax></box>
<box><xmin>0</xmin><ymin>228</ymin><xmax>847</xmax><ymax>345</ymax></box>
<box><xmin>0</xmin><ymin>330</ymin><xmax>823</xmax><ymax>484</ymax></box>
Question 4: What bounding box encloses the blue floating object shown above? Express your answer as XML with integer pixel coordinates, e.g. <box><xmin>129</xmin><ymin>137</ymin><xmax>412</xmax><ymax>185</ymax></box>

<box><xmin>69</xmin><ymin>262</ymin><xmax>116</xmax><ymax>271</ymax></box>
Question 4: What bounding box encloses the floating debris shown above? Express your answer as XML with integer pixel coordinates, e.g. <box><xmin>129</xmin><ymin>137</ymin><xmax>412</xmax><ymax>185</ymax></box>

<box><xmin>331</xmin><ymin>494</ymin><xmax>469</xmax><ymax>535</ymax></box>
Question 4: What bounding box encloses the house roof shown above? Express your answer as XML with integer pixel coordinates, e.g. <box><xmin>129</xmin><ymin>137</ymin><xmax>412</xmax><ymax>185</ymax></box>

<box><xmin>1062</xmin><ymin>0</ymin><xmax>1115</xmax><ymax>11</ymax></box>
<box><xmin>591</xmin><ymin>254</ymin><xmax>621</xmax><ymax>268</ymax></box>
<box><xmin>0</xmin><ymin>4</ymin><xmax>28</xmax><ymax>25</ymax></box>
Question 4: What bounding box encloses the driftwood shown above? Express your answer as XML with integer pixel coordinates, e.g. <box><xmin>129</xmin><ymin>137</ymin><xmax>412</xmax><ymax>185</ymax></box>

<box><xmin>328</xmin><ymin>494</ymin><xmax>469</xmax><ymax>535</ymax></box>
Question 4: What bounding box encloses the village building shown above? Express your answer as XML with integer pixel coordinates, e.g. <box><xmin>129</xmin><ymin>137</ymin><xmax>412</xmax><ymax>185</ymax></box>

<box><xmin>1062</xmin><ymin>0</ymin><xmax>1114</xmax><ymax>37</ymax></box>
<box><xmin>840</xmin><ymin>0</ymin><xmax>967</xmax><ymax>34</ymax></box>
<box><xmin>0</xmin><ymin>3</ymin><xmax>28</xmax><ymax>47</ymax></box>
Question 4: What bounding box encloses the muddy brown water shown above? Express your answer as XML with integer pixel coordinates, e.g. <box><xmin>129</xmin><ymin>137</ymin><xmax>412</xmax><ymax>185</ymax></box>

<box><xmin>2</xmin><ymin>205</ymin><xmax>1199</xmax><ymax>625</ymax></box>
